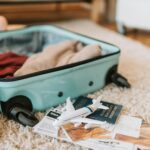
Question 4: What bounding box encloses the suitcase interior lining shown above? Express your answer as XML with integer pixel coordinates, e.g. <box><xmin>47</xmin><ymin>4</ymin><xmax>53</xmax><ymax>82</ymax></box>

<box><xmin>0</xmin><ymin>26</ymin><xmax>116</xmax><ymax>56</ymax></box>
<box><xmin>0</xmin><ymin>31</ymin><xmax>71</xmax><ymax>56</ymax></box>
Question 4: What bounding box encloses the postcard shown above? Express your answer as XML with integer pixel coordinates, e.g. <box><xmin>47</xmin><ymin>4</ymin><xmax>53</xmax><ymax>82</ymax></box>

<box><xmin>62</xmin><ymin>123</ymin><xmax>112</xmax><ymax>142</ymax></box>
<box><xmin>114</xmin><ymin>115</ymin><xmax>142</xmax><ymax>138</ymax></box>
<box><xmin>115</xmin><ymin>124</ymin><xmax>150</xmax><ymax>149</ymax></box>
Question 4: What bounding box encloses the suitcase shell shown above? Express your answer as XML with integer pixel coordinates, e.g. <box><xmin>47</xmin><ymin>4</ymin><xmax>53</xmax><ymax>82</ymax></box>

<box><xmin>0</xmin><ymin>25</ymin><xmax>120</xmax><ymax>112</ymax></box>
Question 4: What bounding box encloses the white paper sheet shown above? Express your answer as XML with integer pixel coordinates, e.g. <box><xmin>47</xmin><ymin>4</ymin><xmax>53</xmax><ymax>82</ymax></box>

<box><xmin>114</xmin><ymin>115</ymin><xmax>142</xmax><ymax>138</ymax></box>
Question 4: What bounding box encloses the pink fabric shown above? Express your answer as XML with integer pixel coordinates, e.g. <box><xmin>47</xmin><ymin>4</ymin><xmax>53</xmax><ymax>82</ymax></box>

<box><xmin>14</xmin><ymin>40</ymin><xmax>102</xmax><ymax>76</ymax></box>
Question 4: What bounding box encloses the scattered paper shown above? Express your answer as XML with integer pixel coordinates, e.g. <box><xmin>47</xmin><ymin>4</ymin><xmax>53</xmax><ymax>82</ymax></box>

<box><xmin>115</xmin><ymin>124</ymin><xmax>150</xmax><ymax>149</ymax></box>
<box><xmin>33</xmin><ymin>110</ymin><xmax>61</xmax><ymax>138</ymax></box>
<box><xmin>34</xmin><ymin>116</ymin><xmax>58</xmax><ymax>137</ymax></box>
<box><xmin>62</xmin><ymin>123</ymin><xmax>112</xmax><ymax>141</ymax></box>
<box><xmin>34</xmin><ymin>111</ymin><xmax>137</xmax><ymax>150</ymax></box>
<box><xmin>78</xmin><ymin>139</ymin><xmax>137</xmax><ymax>150</ymax></box>
<box><xmin>114</xmin><ymin>115</ymin><xmax>142</xmax><ymax>138</ymax></box>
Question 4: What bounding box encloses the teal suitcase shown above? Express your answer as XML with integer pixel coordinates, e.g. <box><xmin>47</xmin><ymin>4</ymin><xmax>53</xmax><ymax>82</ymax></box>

<box><xmin>0</xmin><ymin>25</ymin><xmax>130</xmax><ymax>126</ymax></box>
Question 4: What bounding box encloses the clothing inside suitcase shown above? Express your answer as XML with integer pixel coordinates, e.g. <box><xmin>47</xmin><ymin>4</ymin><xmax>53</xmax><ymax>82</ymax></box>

<box><xmin>0</xmin><ymin>25</ymin><xmax>117</xmax><ymax>79</ymax></box>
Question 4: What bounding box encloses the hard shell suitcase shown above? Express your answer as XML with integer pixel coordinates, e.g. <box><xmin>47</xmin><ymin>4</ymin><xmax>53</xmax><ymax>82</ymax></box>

<box><xmin>0</xmin><ymin>25</ymin><xmax>130</xmax><ymax>126</ymax></box>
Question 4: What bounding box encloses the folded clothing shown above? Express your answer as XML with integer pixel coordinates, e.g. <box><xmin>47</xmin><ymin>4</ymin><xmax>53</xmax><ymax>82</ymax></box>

<box><xmin>14</xmin><ymin>40</ymin><xmax>102</xmax><ymax>76</ymax></box>
<box><xmin>0</xmin><ymin>52</ymin><xmax>28</xmax><ymax>78</ymax></box>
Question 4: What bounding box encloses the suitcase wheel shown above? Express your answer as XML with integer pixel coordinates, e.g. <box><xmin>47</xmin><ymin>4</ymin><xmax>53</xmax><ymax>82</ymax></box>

<box><xmin>106</xmin><ymin>65</ymin><xmax>131</xmax><ymax>88</ymax></box>
<box><xmin>10</xmin><ymin>106</ymin><xmax>39</xmax><ymax>127</ymax></box>
<box><xmin>1</xmin><ymin>96</ymin><xmax>39</xmax><ymax>127</ymax></box>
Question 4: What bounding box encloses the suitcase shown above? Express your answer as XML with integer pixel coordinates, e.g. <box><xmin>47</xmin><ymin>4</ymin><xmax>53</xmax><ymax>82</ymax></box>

<box><xmin>0</xmin><ymin>25</ymin><xmax>130</xmax><ymax>126</ymax></box>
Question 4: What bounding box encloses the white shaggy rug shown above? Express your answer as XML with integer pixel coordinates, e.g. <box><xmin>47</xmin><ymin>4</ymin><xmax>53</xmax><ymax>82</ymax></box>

<box><xmin>0</xmin><ymin>19</ymin><xmax>150</xmax><ymax>150</ymax></box>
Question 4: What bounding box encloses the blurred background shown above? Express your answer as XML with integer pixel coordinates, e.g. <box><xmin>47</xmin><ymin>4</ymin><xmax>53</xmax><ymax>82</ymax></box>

<box><xmin>0</xmin><ymin>0</ymin><xmax>150</xmax><ymax>47</ymax></box>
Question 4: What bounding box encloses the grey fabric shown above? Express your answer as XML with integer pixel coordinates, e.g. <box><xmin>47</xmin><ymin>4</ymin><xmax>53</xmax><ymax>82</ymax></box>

<box><xmin>0</xmin><ymin>31</ymin><xmax>70</xmax><ymax>55</ymax></box>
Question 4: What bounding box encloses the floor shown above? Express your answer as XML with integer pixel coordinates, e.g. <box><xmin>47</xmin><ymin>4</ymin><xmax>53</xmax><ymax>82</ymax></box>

<box><xmin>101</xmin><ymin>23</ymin><xmax>150</xmax><ymax>47</ymax></box>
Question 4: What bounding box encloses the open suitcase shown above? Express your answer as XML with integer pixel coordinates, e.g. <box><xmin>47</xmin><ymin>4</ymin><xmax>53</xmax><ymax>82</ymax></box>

<box><xmin>0</xmin><ymin>25</ymin><xmax>130</xmax><ymax>126</ymax></box>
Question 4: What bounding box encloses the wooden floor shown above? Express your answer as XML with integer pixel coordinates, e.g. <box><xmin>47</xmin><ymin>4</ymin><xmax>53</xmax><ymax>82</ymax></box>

<box><xmin>102</xmin><ymin>23</ymin><xmax>150</xmax><ymax>47</ymax></box>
